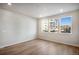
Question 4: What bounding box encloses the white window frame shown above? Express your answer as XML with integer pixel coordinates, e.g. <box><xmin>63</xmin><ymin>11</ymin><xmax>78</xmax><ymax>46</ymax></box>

<box><xmin>59</xmin><ymin>16</ymin><xmax>72</xmax><ymax>34</ymax></box>
<box><xmin>41</xmin><ymin>16</ymin><xmax>72</xmax><ymax>34</ymax></box>
<box><xmin>48</xmin><ymin>18</ymin><xmax>59</xmax><ymax>33</ymax></box>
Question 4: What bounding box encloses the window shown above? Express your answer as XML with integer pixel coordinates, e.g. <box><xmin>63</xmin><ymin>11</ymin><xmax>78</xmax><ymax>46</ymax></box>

<box><xmin>49</xmin><ymin>19</ymin><xmax>59</xmax><ymax>32</ymax></box>
<box><xmin>41</xmin><ymin>16</ymin><xmax>72</xmax><ymax>33</ymax></box>
<box><xmin>41</xmin><ymin>19</ymin><xmax>48</xmax><ymax>32</ymax></box>
<box><xmin>60</xmin><ymin>16</ymin><xmax>72</xmax><ymax>33</ymax></box>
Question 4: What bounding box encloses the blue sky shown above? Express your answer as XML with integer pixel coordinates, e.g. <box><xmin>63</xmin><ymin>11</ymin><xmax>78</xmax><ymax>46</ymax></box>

<box><xmin>61</xmin><ymin>17</ymin><xmax>72</xmax><ymax>26</ymax></box>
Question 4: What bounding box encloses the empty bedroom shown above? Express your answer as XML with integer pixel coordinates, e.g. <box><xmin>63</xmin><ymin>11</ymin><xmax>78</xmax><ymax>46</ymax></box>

<box><xmin>0</xmin><ymin>3</ymin><xmax>79</xmax><ymax>55</ymax></box>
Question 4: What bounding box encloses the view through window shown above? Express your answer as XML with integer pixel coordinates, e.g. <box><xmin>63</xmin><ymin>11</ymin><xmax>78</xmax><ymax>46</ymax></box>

<box><xmin>49</xmin><ymin>19</ymin><xmax>59</xmax><ymax>32</ymax></box>
<box><xmin>41</xmin><ymin>16</ymin><xmax>72</xmax><ymax>33</ymax></box>
<box><xmin>60</xmin><ymin>16</ymin><xmax>72</xmax><ymax>33</ymax></box>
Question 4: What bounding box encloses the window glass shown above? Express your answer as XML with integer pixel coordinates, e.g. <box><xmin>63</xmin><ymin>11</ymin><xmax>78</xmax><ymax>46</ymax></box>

<box><xmin>60</xmin><ymin>17</ymin><xmax>72</xmax><ymax>33</ymax></box>
<box><xmin>49</xmin><ymin>19</ymin><xmax>59</xmax><ymax>32</ymax></box>
<box><xmin>41</xmin><ymin>19</ymin><xmax>48</xmax><ymax>32</ymax></box>
<box><xmin>41</xmin><ymin>16</ymin><xmax>72</xmax><ymax>33</ymax></box>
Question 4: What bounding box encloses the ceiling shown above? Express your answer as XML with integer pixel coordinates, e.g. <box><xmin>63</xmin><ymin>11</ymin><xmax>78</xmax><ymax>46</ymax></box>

<box><xmin>0</xmin><ymin>3</ymin><xmax>79</xmax><ymax>18</ymax></box>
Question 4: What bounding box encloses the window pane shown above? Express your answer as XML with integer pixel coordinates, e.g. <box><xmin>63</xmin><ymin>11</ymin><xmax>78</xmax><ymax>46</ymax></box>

<box><xmin>41</xmin><ymin>19</ymin><xmax>48</xmax><ymax>32</ymax></box>
<box><xmin>60</xmin><ymin>17</ymin><xmax>72</xmax><ymax>33</ymax></box>
<box><xmin>49</xmin><ymin>19</ymin><xmax>59</xmax><ymax>32</ymax></box>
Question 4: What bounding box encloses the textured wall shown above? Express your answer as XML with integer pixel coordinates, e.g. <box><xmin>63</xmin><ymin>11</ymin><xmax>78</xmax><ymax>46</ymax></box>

<box><xmin>0</xmin><ymin>8</ymin><xmax>37</xmax><ymax>48</ymax></box>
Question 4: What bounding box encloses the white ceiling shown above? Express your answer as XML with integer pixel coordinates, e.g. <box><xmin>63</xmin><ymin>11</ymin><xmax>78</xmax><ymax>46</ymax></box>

<box><xmin>0</xmin><ymin>3</ymin><xmax>79</xmax><ymax>18</ymax></box>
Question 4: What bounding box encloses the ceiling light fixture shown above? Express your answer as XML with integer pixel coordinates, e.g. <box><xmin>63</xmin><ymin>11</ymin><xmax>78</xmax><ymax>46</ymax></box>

<box><xmin>60</xmin><ymin>9</ymin><xmax>64</xmax><ymax>13</ymax></box>
<box><xmin>39</xmin><ymin>15</ymin><xmax>42</xmax><ymax>17</ymax></box>
<box><xmin>8</xmin><ymin>3</ymin><xmax>12</xmax><ymax>6</ymax></box>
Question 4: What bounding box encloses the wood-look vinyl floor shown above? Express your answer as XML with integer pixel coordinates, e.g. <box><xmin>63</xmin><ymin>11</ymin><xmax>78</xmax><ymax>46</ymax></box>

<box><xmin>0</xmin><ymin>39</ymin><xmax>79</xmax><ymax>55</ymax></box>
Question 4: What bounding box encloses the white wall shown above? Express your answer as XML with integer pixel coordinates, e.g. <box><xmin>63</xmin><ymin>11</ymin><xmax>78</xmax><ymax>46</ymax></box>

<box><xmin>38</xmin><ymin>10</ymin><xmax>79</xmax><ymax>47</ymax></box>
<box><xmin>0</xmin><ymin>8</ymin><xmax>37</xmax><ymax>48</ymax></box>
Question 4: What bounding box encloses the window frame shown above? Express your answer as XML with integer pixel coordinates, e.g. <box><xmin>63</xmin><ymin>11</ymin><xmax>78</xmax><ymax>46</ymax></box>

<box><xmin>40</xmin><ymin>19</ymin><xmax>49</xmax><ymax>32</ymax></box>
<box><xmin>48</xmin><ymin>18</ymin><xmax>59</xmax><ymax>33</ymax></box>
<box><xmin>59</xmin><ymin>16</ymin><xmax>72</xmax><ymax>34</ymax></box>
<box><xmin>41</xmin><ymin>16</ymin><xmax>72</xmax><ymax>34</ymax></box>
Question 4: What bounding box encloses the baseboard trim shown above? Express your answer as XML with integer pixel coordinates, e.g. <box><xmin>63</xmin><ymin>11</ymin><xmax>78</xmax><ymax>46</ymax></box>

<box><xmin>0</xmin><ymin>38</ymin><xmax>37</xmax><ymax>49</ymax></box>
<box><xmin>38</xmin><ymin>38</ymin><xmax>79</xmax><ymax>48</ymax></box>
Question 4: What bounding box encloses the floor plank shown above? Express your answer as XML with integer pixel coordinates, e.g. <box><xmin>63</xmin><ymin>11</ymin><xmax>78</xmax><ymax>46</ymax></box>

<box><xmin>0</xmin><ymin>39</ymin><xmax>79</xmax><ymax>55</ymax></box>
